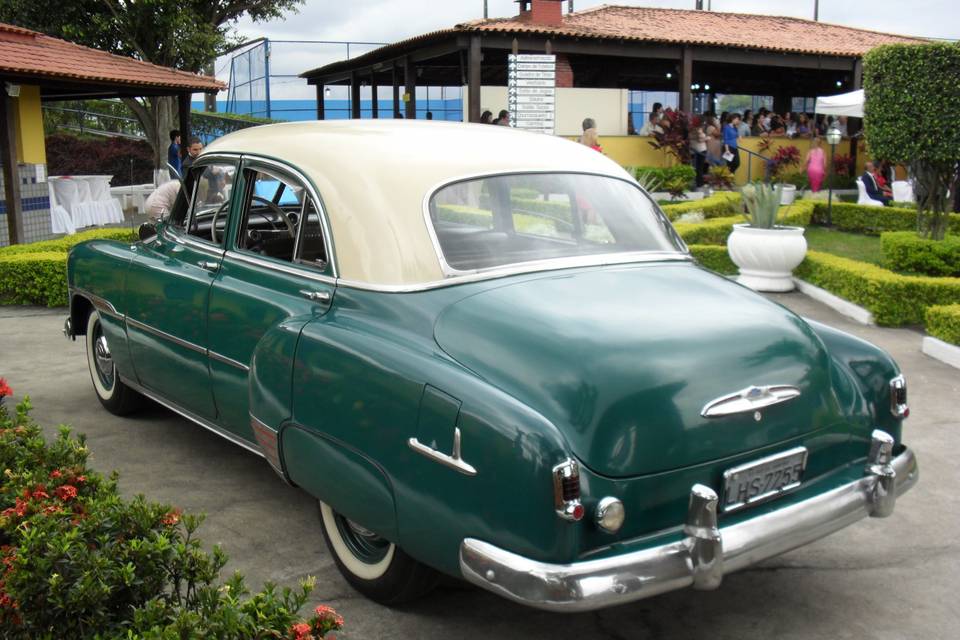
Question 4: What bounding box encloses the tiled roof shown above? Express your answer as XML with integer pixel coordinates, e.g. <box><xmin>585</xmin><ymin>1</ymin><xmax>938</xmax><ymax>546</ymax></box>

<box><xmin>302</xmin><ymin>4</ymin><xmax>928</xmax><ymax>78</ymax></box>
<box><xmin>0</xmin><ymin>23</ymin><xmax>224</xmax><ymax>92</ymax></box>
<box><xmin>459</xmin><ymin>5</ymin><xmax>929</xmax><ymax>57</ymax></box>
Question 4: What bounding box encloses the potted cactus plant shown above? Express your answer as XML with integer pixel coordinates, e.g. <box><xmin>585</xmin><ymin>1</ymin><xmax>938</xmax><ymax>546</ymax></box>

<box><xmin>727</xmin><ymin>182</ymin><xmax>807</xmax><ymax>292</ymax></box>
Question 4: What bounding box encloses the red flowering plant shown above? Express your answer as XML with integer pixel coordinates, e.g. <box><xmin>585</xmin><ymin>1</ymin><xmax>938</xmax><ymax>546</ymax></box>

<box><xmin>766</xmin><ymin>145</ymin><xmax>802</xmax><ymax>183</ymax></box>
<box><xmin>0</xmin><ymin>395</ymin><xmax>342</xmax><ymax>639</ymax></box>
<box><xmin>0</xmin><ymin>379</ymin><xmax>11</xmax><ymax>407</ymax></box>
<box><xmin>648</xmin><ymin>108</ymin><xmax>692</xmax><ymax>165</ymax></box>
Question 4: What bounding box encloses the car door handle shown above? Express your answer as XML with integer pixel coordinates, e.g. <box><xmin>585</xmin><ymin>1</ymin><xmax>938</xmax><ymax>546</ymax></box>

<box><xmin>299</xmin><ymin>289</ymin><xmax>331</xmax><ymax>303</ymax></box>
<box><xmin>198</xmin><ymin>261</ymin><xmax>220</xmax><ymax>273</ymax></box>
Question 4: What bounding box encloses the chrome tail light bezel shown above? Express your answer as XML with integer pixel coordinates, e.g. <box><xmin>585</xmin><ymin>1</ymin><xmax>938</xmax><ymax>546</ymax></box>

<box><xmin>552</xmin><ymin>459</ymin><xmax>584</xmax><ymax>522</ymax></box>
<box><xmin>890</xmin><ymin>374</ymin><xmax>908</xmax><ymax>418</ymax></box>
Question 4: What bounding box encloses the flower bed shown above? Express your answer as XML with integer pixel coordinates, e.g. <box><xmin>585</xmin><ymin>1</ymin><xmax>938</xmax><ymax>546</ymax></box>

<box><xmin>0</xmin><ymin>393</ymin><xmax>342</xmax><ymax>639</ymax></box>
<box><xmin>794</xmin><ymin>251</ymin><xmax>960</xmax><ymax>325</ymax></box>
<box><xmin>881</xmin><ymin>232</ymin><xmax>960</xmax><ymax>277</ymax></box>
<box><xmin>925</xmin><ymin>304</ymin><xmax>960</xmax><ymax>345</ymax></box>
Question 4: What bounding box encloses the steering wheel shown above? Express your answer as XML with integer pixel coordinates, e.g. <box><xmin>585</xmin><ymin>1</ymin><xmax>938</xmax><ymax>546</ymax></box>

<box><xmin>210</xmin><ymin>195</ymin><xmax>297</xmax><ymax>245</ymax></box>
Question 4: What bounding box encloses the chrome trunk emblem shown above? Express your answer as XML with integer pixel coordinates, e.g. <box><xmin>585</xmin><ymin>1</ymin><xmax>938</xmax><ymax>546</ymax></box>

<box><xmin>701</xmin><ymin>385</ymin><xmax>801</xmax><ymax>418</ymax></box>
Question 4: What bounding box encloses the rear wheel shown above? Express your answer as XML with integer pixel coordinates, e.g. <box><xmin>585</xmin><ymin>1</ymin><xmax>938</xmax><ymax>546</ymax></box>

<box><xmin>318</xmin><ymin>501</ymin><xmax>439</xmax><ymax>605</ymax></box>
<box><xmin>85</xmin><ymin>310</ymin><xmax>143</xmax><ymax>415</ymax></box>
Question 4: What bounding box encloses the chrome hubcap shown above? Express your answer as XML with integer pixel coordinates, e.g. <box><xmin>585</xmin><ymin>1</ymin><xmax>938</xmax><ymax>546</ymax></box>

<box><xmin>93</xmin><ymin>330</ymin><xmax>114</xmax><ymax>388</ymax></box>
<box><xmin>333</xmin><ymin>512</ymin><xmax>391</xmax><ymax>563</ymax></box>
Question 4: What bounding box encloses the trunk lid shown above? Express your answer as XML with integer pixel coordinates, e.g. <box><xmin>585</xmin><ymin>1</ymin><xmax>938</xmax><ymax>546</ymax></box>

<box><xmin>433</xmin><ymin>263</ymin><xmax>840</xmax><ymax>477</ymax></box>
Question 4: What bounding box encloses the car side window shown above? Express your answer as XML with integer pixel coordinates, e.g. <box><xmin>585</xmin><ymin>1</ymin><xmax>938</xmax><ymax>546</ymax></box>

<box><xmin>236</xmin><ymin>167</ymin><xmax>328</xmax><ymax>271</ymax></box>
<box><xmin>185</xmin><ymin>162</ymin><xmax>236</xmax><ymax>247</ymax></box>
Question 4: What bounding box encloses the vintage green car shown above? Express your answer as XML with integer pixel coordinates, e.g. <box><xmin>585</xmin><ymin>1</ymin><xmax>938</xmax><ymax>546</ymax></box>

<box><xmin>64</xmin><ymin>120</ymin><xmax>917</xmax><ymax>611</ymax></box>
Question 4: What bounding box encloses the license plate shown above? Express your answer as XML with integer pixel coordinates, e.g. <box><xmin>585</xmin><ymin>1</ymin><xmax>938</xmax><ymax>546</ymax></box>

<box><xmin>722</xmin><ymin>447</ymin><xmax>808</xmax><ymax>513</ymax></box>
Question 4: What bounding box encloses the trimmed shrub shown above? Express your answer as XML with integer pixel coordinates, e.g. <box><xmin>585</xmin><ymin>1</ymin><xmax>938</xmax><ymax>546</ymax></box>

<box><xmin>674</xmin><ymin>201</ymin><xmax>815</xmax><ymax>246</ymax></box>
<box><xmin>0</xmin><ymin>228</ymin><xmax>137</xmax><ymax>256</ymax></box>
<box><xmin>689</xmin><ymin>244</ymin><xmax>736</xmax><ymax>275</ymax></box>
<box><xmin>0</xmin><ymin>396</ymin><xmax>342</xmax><ymax>639</ymax></box>
<box><xmin>661</xmin><ymin>192</ymin><xmax>741</xmax><ymax>220</ymax></box>
<box><xmin>812</xmin><ymin>202</ymin><xmax>960</xmax><ymax>235</ymax></box>
<box><xmin>0</xmin><ymin>252</ymin><xmax>69</xmax><ymax>307</ymax></box>
<box><xmin>627</xmin><ymin>164</ymin><xmax>696</xmax><ymax>189</ymax></box>
<box><xmin>925</xmin><ymin>304</ymin><xmax>960</xmax><ymax>345</ymax></box>
<box><xmin>794</xmin><ymin>250</ymin><xmax>960</xmax><ymax>325</ymax></box>
<box><xmin>881</xmin><ymin>232</ymin><xmax>960</xmax><ymax>276</ymax></box>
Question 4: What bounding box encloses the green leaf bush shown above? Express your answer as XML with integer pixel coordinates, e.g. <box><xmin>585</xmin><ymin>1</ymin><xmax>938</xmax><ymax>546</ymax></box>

<box><xmin>794</xmin><ymin>250</ymin><xmax>960</xmax><ymax>325</ymax></box>
<box><xmin>812</xmin><ymin>202</ymin><xmax>960</xmax><ymax>235</ymax></box>
<box><xmin>925</xmin><ymin>304</ymin><xmax>960</xmax><ymax>345</ymax></box>
<box><xmin>626</xmin><ymin>164</ymin><xmax>696</xmax><ymax>189</ymax></box>
<box><xmin>0</xmin><ymin>230</ymin><xmax>137</xmax><ymax>307</ymax></box>
<box><xmin>673</xmin><ymin>201</ymin><xmax>815</xmax><ymax>246</ymax></box>
<box><xmin>0</xmin><ymin>396</ymin><xmax>342</xmax><ymax>640</ymax></box>
<box><xmin>881</xmin><ymin>232</ymin><xmax>960</xmax><ymax>276</ymax></box>
<box><xmin>661</xmin><ymin>192</ymin><xmax>741</xmax><ymax>220</ymax></box>
<box><xmin>689</xmin><ymin>245</ymin><xmax>736</xmax><ymax>275</ymax></box>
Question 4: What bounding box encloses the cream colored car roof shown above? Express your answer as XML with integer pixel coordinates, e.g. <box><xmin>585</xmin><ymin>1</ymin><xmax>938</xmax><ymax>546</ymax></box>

<box><xmin>203</xmin><ymin>120</ymin><xmax>633</xmax><ymax>286</ymax></box>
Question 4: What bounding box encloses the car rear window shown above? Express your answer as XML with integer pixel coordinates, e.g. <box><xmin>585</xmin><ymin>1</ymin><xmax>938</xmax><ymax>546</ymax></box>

<box><xmin>428</xmin><ymin>173</ymin><xmax>684</xmax><ymax>272</ymax></box>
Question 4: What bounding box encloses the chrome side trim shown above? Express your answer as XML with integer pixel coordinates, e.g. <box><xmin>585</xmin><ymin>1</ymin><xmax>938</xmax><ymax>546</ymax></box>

<box><xmin>421</xmin><ymin>169</ymin><xmax>688</xmax><ymax>279</ymax></box>
<box><xmin>459</xmin><ymin>436</ymin><xmax>918</xmax><ymax>613</ymax></box>
<box><xmin>407</xmin><ymin>427</ymin><xmax>477</xmax><ymax>476</ymax></box>
<box><xmin>700</xmin><ymin>384</ymin><xmax>802</xmax><ymax>418</ymax></box>
<box><xmin>224</xmin><ymin>250</ymin><xmax>337</xmax><ymax>285</ymax></box>
<box><xmin>209</xmin><ymin>350</ymin><xmax>250</xmax><ymax>372</ymax></box>
<box><xmin>335</xmin><ymin>253</ymin><xmax>692</xmax><ymax>294</ymax></box>
<box><xmin>72</xmin><ymin>287</ymin><xmax>123</xmax><ymax>321</ymax></box>
<box><xmin>119</xmin><ymin>374</ymin><xmax>264</xmax><ymax>459</ymax></box>
<box><xmin>125</xmin><ymin>316</ymin><xmax>206</xmax><ymax>355</ymax></box>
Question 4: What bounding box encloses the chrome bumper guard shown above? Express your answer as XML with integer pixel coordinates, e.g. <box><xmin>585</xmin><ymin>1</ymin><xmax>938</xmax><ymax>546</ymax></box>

<box><xmin>63</xmin><ymin>316</ymin><xmax>75</xmax><ymax>341</ymax></box>
<box><xmin>459</xmin><ymin>430</ymin><xmax>918</xmax><ymax>612</ymax></box>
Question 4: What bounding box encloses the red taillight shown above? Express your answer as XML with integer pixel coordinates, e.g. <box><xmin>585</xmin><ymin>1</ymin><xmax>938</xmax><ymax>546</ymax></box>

<box><xmin>553</xmin><ymin>459</ymin><xmax>583</xmax><ymax>522</ymax></box>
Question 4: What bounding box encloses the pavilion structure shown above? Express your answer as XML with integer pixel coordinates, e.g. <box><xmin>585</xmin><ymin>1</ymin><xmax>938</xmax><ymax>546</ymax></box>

<box><xmin>300</xmin><ymin>1</ymin><xmax>927</xmax><ymax>123</ymax></box>
<box><xmin>0</xmin><ymin>23</ymin><xmax>223</xmax><ymax>245</ymax></box>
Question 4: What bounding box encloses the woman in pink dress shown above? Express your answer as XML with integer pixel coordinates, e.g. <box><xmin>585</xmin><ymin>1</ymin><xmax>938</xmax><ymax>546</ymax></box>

<box><xmin>805</xmin><ymin>136</ymin><xmax>827</xmax><ymax>192</ymax></box>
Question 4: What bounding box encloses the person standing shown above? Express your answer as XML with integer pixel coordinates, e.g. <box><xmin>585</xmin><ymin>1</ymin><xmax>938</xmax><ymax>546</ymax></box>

<box><xmin>689</xmin><ymin>121</ymin><xmax>708</xmax><ymax>187</ymax></box>
<box><xmin>181</xmin><ymin>137</ymin><xmax>203</xmax><ymax>173</ymax></box>
<box><xmin>167</xmin><ymin>129</ymin><xmax>181</xmax><ymax>179</ymax></box>
<box><xmin>805</xmin><ymin>136</ymin><xmax>827</xmax><ymax>192</ymax></box>
<box><xmin>723</xmin><ymin>113</ymin><xmax>741</xmax><ymax>175</ymax></box>
<box><xmin>578</xmin><ymin>117</ymin><xmax>602</xmax><ymax>152</ymax></box>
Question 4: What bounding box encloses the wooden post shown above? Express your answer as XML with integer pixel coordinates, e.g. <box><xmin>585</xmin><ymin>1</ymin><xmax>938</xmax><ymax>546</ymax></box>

<box><xmin>177</xmin><ymin>92</ymin><xmax>191</xmax><ymax>145</ymax></box>
<box><xmin>0</xmin><ymin>95</ymin><xmax>23</xmax><ymax>245</ymax></box>
<box><xmin>316</xmin><ymin>84</ymin><xmax>325</xmax><ymax>120</ymax></box>
<box><xmin>392</xmin><ymin>64</ymin><xmax>400</xmax><ymax>118</ymax></box>
<box><xmin>679</xmin><ymin>46</ymin><xmax>693</xmax><ymax>114</ymax></box>
<box><xmin>371</xmin><ymin>72</ymin><xmax>379</xmax><ymax>119</ymax></box>
<box><xmin>404</xmin><ymin>56</ymin><xmax>416</xmax><ymax>120</ymax></box>
<box><xmin>468</xmin><ymin>36</ymin><xmax>482</xmax><ymax>123</ymax></box>
<box><xmin>350</xmin><ymin>72</ymin><xmax>361</xmax><ymax>119</ymax></box>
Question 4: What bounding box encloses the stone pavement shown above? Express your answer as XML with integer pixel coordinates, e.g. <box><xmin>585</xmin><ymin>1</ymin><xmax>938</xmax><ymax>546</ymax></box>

<box><xmin>0</xmin><ymin>291</ymin><xmax>957</xmax><ymax>640</ymax></box>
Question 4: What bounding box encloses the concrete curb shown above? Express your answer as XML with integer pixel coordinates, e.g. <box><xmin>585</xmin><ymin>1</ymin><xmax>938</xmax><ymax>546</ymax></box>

<box><xmin>921</xmin><ymin>336</ymin><xmax>960</xmax><ymax>370</ymax></box>
<box><xmin>793</xmin><ymin>279</ymin><xmax>874</xmax><ymax>325</ymax></box>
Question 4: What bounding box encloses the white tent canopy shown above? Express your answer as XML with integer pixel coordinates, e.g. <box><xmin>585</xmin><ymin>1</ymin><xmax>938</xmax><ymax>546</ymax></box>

<box><xmin>814</xmin><ymin>89</ymin><xmax>864</xmax><ymax>118</ymax></box>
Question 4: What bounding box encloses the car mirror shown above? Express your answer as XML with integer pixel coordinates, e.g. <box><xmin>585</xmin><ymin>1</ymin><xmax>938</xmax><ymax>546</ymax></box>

<box><xmin>138</xmin><ymin>221</ymin><xmax>158</xmax><ymax>242</ymax></box>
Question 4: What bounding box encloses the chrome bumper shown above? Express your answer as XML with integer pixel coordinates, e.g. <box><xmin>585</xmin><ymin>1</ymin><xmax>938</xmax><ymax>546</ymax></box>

<box><xmin>460</xmin><ymin>430</ymin><xmax>918</xmax><ymax>612</ymax></box>
<box><xmin>63</xmin><ymin>316</ymin><xmax>75</xmax><ymax>341</ymax></box>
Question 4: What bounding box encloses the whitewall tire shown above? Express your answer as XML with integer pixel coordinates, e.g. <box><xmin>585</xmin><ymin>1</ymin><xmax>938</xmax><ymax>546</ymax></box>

<box><xmin>85</xmin><ymin>309</ymin><xmax>143</xmax><ymax>415</ymax></box>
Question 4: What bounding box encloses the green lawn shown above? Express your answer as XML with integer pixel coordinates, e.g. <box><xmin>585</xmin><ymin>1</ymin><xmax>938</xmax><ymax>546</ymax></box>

<box><xmin>804</xmin><ymin>227</ymin><xmax>884</xmax><ymax>266</ymax></box>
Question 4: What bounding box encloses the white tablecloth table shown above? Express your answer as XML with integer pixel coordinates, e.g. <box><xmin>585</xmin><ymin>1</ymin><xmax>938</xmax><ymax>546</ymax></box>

<box><xmin>48</xmin><ymin>175</ymin><xmax>124</xmax><ymax>233</ymax></box>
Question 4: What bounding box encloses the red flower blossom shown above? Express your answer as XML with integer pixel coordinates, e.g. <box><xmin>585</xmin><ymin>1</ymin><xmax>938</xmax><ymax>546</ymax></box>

<box><xmin>0</xmin><ymin>378</ymin><xmax>12</xmax><ymax>398</ymax></box>
<box><xmin>49</xmin><ymin>470</ymin><xmax>62</xmax><ymax>479</ymax></box>
<box><xmin>314</xmin><ymin>605</ymin><xmax>344</xmax><ymax>626</ymax></box>
<box><xmin>54</xmin><ymin>485</ymin><xmax>77</xmax><ymax>501</ymax></box>
<box><xmin>74</xmin><ymin>475</ymin><xmax>86</xmax><ymax>484</ymax></box>
<box><xmin>290</xmin><ymin>622</ymin><xmax>312</xmax><ymax>640</ymax></box>
<box><xmin>160</xmin><ymin>508</ymin><xmax>182</xmax><ymax>526</ymax></box>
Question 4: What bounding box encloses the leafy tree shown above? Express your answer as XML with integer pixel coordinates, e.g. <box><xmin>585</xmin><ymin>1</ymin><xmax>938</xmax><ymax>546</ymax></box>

<box><xmin>0</xmin><ymin>0</ymin><xmax>303</xmax><ymax>170</ymax></box>
<box><xmin>863</xmin><ymin>43</ymin><xmax>960</xmax><ymax>240</ymax></box>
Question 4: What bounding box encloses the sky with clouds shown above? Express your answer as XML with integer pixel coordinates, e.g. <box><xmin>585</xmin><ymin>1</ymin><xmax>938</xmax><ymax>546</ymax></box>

<box><xmin>219</xmin><ymin>0</ymin><xmax>956</xmax><ymax>100</ymax></box>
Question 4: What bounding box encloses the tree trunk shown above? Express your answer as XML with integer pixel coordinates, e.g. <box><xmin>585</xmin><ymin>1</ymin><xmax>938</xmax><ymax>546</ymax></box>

<box><xmin>121</xmin><ymin>96</ymin><xmax>177</xmax><ymax>173</ymax></box>
<box><xmin>911</xmin><ymin>160</ymin><xmax>952</xmax><ymax>241</ymax></box>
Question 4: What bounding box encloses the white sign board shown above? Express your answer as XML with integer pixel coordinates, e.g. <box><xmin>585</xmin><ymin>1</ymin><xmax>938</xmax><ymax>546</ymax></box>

<box><xmin>508</xmin><ymin>54</ymin><xmax>556</xmax><ymax>135</ymax></box>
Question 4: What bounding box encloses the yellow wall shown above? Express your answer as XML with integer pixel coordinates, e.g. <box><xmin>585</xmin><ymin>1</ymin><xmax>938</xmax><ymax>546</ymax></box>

<box><xmin>14</xmin><ymin>85</ymin><xmax>45</xmax><ymax>165</ymax></box>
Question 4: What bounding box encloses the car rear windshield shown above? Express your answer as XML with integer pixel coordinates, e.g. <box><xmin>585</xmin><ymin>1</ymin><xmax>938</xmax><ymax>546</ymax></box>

<box><xmin>427</xmin><ymin>173</ymin><xmax>685</xmax><ymax>272</ymax></box>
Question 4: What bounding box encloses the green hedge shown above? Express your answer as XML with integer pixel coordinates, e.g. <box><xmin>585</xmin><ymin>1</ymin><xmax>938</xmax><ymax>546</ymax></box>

<box><xmin>0</xmin><ymin>252</ymin><xmax>69</xmax><ymax>307</ymax></box>
<box><xmin>881</xmin><ymin>232</ymin><xmax>960</xmax><ymax>276</ymax></box>
<box><xmin>0</xmin><ymin>228</ymin><xmax>137</xmax><ymax>256</ymax></box>
<box><xmin>689</xmin><ymin>244</ymin><xmax>736</xmax><ymax>275</ymax></box>
<box><xmin>674</xmin><ymin>201</ymin><xmax>815</xmax><ymax>246</ymax></box>
<box><xmin>627</xmin><ymin>164</ymin><xmax>696</xmax><ymax>188</ymax></box>
<box><xmin>795</xmin><ymin>250</ymin><xmax>960</xmax><ymax>325</ymax></box>
<box><xmin>925</xmin><ymin>304</ymin><xmax>960</xmax><ymax>345</ymax></box>
<box><xmin>661</xmin><ymin>192</ymin><xmax>741</xmax><ymax>220</ymax></box>
<box><xmin>812</xmin><ymin>202</ymin><xmax>960</xmax><ymax>235</ymax></box>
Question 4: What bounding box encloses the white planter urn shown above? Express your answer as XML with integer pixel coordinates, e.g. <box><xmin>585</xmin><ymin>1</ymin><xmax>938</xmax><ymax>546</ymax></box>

<box><xmin>779</xmin><ymin>184</ymin><xmax>797</xmax><ymax>205</ymax></box>
<box><xmin>727</xmin><ymin>224</ymin><xmax>807</xmax><ymax>292</ymax></box>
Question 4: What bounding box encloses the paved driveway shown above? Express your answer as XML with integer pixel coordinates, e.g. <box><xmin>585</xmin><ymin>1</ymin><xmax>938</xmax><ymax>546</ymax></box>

<box><xmin>1</xmin><ymin>292</ymin><xmax>957</xmax><ymax>640</ymax></box>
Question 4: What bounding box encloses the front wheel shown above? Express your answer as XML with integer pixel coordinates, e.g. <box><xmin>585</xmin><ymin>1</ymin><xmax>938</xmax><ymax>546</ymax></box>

<box><xmin>85</xmin><ymin>310</ymin><xmax>143</xmax><ymax>415</ymax></box>
<box><xmin>318</xmin><ymin>501</ymin><xmax>439</xmax><ymax>605</ymax></box>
